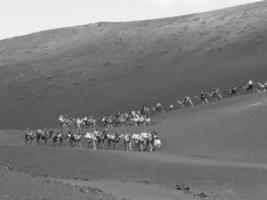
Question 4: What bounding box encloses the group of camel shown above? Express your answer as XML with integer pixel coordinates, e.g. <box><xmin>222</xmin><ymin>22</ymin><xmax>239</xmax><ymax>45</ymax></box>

<box><xmin>59</xmin><ymin>80</ymin><xmax>263</xmax><ymax>130</ymax></box>
<box><xmin>24</xmin><ymin>128</ymin><xmax>162</xmax><ymax>152</ymax></box>
<box><xmin>169</xmin><ymin>80</ymin><xmax>266</xmax><ymax>110</ymax></box>
<box><xmin>24</xmin><ymin>80</ymin><xmax>265</xmax><ymax>152</ymax></box>
<box><xmin>58</xmin><ymin>110</ymin><xmax>151</xmax><ymax>132</ymax></box>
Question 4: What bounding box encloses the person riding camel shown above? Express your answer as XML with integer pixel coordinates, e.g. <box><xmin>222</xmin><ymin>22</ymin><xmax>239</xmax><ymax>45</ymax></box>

<box><xmin>42</xmin><ymin>126</ymin><xmax>48</xmax><ymax>136</ymax></box>
<box><xmin>246</xmin><ymin>80</ymin><xmax>254</xmax><ymax>92</ymax></box>
<box><xmin>229</xmin><ymin>85</ymin><xmax>238</xmax><ymax>96</ymax></box>
<box><xmin>210</xmin><ymin>88</ymin><xmax>222</xmax><ymax>101</ymax></box>
<box><xmin>200</xmin><ymin>92</ymin><xmax>208</xmax><ymax>104</ymax></box>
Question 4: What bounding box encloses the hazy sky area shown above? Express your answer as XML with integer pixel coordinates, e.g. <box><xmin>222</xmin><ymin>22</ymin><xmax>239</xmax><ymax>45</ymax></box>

<box><xmin>0</xmin><ymin>0</ymin><xmax>262</xmax><ymax>40</ymax></box>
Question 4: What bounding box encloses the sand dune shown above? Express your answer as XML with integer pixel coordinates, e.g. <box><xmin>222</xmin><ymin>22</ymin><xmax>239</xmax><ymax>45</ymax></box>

<box><xmin>1</xmin><ymin>92</ymin><xmax>267</xmax><ymax>199</ymax></box>
<box><xmin>1</xmin><ymin>1</ymin><xmax>267</xmax><ymax>199</ymax></box>
<box><xmin>1</xmin><ymin>1</ymin><xmax>267</xmax><ymax>128</ymax></box>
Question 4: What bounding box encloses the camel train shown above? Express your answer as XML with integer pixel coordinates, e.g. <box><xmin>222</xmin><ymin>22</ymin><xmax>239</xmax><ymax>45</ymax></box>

<box><xmin>25</xmin><ymin>127</ymin><xmax>162</xmax><ymax>152</ymax></box>
<box><xmin>25</xmin><ymin>79</ymin><xmax>264</xmax><ymax>152</ymax></box>
<box><xmin>56</xmin><ymin>79</ymin><xmax>264</xmax><ymax>131</ymax></box>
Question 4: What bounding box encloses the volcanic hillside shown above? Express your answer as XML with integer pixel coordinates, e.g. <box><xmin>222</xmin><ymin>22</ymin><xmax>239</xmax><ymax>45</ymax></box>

<box><xmin>1</xmin><ymin>1</ymin><xmax>267</xmax><ymax>128</ymax></box>
<box><xmin>2</xmin><ymin>92</ymin><xmax>267</xmax><ymax>199</ymax></box>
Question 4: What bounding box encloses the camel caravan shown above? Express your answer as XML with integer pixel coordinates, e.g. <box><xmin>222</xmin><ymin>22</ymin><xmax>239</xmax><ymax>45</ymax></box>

<box><xmin>24</xmin><ymin>80</ymin><xmax>264</xmax><ymax>151</ymax></box>
<box><xmin>25</xmin><ymin>127</ymin><xmax>162</xmax><ymax>152</ymax></box>
<box><xmin>174</xmin><ymin>80</ymin><xmax>263</xmax><ymax>109</ymax></box>
<box><xmin>25</xmin><ymin>105</ymin><xmax>160</xmax><ymax>152</ymax></box>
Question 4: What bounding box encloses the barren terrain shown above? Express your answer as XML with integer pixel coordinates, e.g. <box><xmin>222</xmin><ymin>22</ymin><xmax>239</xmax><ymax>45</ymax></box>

<box><xmin>1</xmin><ymin>1</ymin><xmax>267</xmax><ymax>199</ymax></box>
<box><xmin>1</xmin><ymin>92</ymin><xmax>267</xmax><ymax>199</ymax></box>
<box><xmin>1</xmin><ymin>1</ymin><xmax>267</xmax><ymax>128</ymax></box>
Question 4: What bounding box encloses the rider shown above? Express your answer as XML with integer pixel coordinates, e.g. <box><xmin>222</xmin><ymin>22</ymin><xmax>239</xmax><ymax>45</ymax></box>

<box><xmin>200</xmin><ymin>92</ymin><xmax>208</xmax><ymax>104</ymax></box>
<box><xmin>246</xmin><ymin>80</ymin><xmax>254</xmax><ymax>91</ymax></box>
<box><xmin>183</xmin><ymin>96</ymin><xmax>191</xmax><ymax>103</ymax></box>
<box><xmin>42</xmin><ymin>126</ymin><xmax>48</xmax><ymax>136</ymax></box>
<box><xmin>229</xmin><ymin>85</ymin><xmax>238</xmax><ymax>96</ymax></box>
<box><xmin>210</xmin><ymin>88</ymin><xmax>222</xmax><ymax>100</ymax></box>
<box><xmin>25</xmin><ymin>127</ymin><xmax>30</xmax><ymax>134</ymax></box>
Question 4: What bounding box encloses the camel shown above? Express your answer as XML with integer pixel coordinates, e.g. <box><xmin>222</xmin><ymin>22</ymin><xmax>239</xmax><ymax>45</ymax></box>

<box><xmin>35</xmin><ymin>129</ymin><xmax>53</xmax><ymax>145</ymax></box>
<box><xmin>209</xmin><ymin>89</ymin><xmax>222</xmax><ymax>101</ymax></box>
<box><xmin>84</xmin><ymin>132</ymin><xmax>97</xmax><ymax>150</ymax></box>
<box><xmin>25</xmin><ymin>129</ymin><xmax>36</xmax><ymax>145</ymax></box>
<box><xmin>258</xmin><ymin>81</ymin><xmax>267</xmax><ymax>92</ymax></box>
<box><xmin>68</xmin><ymin>131</ymin><xmax>82</xmax><ymax>148</ymax></box>
<box><xmin>131</xmin><ymin>133</ymin><xmax>146</xmax><ymax>152</ymax></box>
<box><xmin>243</xmin><ymin>80</ymin><xmax>255</xmax><ymax>93</ymax></box>
<box><xmin>194</xmin><ymin>92</ymin><xmax>209</xmax><ymax>104</ymax></box>
<box><xmin>120</xmin><ymin>133</ymin><xmax>132</xmax><ymax>151</ymax></box>
<box><xmin>177</xmin><ymin>96</ymin><xmax>194</xmax><ymax>108</ymax></box>
<box><xmin>52</xmin><ymin>132</ymin><xmax>67</xmax><ymax>146</ymax></box>
<box><xmin>106</xmin><ymin>132</ymin><xmax>121</xmax><ymax>150</ymax></box>
<box><xmin>95</xmin><ymin>129</ymin><xmax>107</xmax><ymax>150</ymax></box>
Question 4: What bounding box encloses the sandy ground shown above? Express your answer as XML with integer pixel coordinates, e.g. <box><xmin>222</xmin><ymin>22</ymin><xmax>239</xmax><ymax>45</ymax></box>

<box><xmin>1</xmin><ymin>1</ymin><xmax>267</xmax><ymax>199</ymax></box>
<box><xmin>1</xmin><ymin>1</ymin><xmax>267</xmax><ymax>128</ymax></box>
<box><xmin>1</xmin><ymin>145</ymin><xmax>267</xmax><ymax>200</ymax></box>
<box><xmin>58</xmin><ymin>179</ymin><xmax>205</xmax><ymax>200</ymax></box>
<box><xmin>0</xmin><ymin>166</ymin><xmax>118</xmax><ymax>200</ymax></box>
<box><xmin>1</xmin><ymin>93</ymin><xmax>267</xmax><ymax>199</ymax></box>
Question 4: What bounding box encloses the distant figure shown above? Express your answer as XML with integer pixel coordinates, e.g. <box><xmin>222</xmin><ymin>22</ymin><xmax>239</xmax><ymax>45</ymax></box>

<box><xmin>169</xmin><ymin>104</ymin><xmax>174</xmax><ymax>110</ymax></box>
<box><xmin>177</xmin><ymin>96</ymin><xmax>194</xmax><ymax>108</ymax></box>
<box><xmin>209</xmin><ymin>88</ymin><xmax>222</xmax><ymax>101</ymax></box>
<box><xmin>197</xmin><ymin>92</ymin><xmax>208</xmax><ymax>104</ymax></box>
<box><xmin>154</xmin><ymin>103</ymin><xmax>164</xmax><ymax>113</ymax></box>
<box><xmin>228</xmin><ymin>85</ymin><xmax>239</xmax><ymax>96</ymax></box>
<box><xmin>244</xmin><ymin>80</ymin><xmax>255</xmax><ymax>93</ymax></box>
<box><xmin>140</xmin><ymin>106</ymin><xmax>150</xmax><ymax>117</ymax></box>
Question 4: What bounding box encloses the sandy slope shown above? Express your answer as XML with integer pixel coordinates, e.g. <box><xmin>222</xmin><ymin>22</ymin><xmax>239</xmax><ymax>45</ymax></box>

<box><xmin>2</xmin><ymin>92</ymin><xmax>267</xmax><ymax>162</ymax></box>
<box><xmin>58</xmin><ymin>179</ymin><xmax>203</xmax><ymax>200</ymax></box>
<box><xmin>1</xmin><ymin>92</ymin><xmax>267</xmax><ymax>199</ymax></box>
<box><xmin>1</xmin><ymin>145</ymin><xmax>267</xmax><ymax>200</ymax></box>
<box><xmin>0</xmin><ymin>166</ymin><xmax>119</xmax><ymax>200</ymax></box>
<box><xmin>1</xmin><ymin>1</ymin><xmax>267</xmax><ymax>128</ymax></box>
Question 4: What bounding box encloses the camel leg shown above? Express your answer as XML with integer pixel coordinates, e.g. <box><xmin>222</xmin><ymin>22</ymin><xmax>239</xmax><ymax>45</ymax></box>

<box><xmin>93</xmin><ymin>142</ymin><xmax>96</xmax><ymax>150</ymax></box>
<box><xmin>149</xmin><ymin>143</ymin><xmax>153</xmax><ymax>152</ymax></box>
<box><xmin>129</xmin><ymin>142</ymin><xmax>132</xmax><ymax>151</ymax></box>
<box><xmin>107</xmin><ymin>140</ymin><xmax>110</xmax><ymax>149</ymax></box>
<box><xmin>130</xmin><ymin>142</ymin><xmax>132</xmax><ymax>151</ymax></box>
<box><xmin>140</xmin><ymin>143</ymin><xmax>143</xmax><ymax>152</ymax></box>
